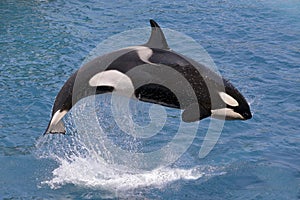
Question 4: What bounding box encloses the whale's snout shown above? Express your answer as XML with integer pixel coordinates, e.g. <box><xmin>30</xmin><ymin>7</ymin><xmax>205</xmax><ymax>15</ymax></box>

<box><xmin>242</xmin><ymin>109</ymin><xmax>252</xmax><ymax>120</ymax></box>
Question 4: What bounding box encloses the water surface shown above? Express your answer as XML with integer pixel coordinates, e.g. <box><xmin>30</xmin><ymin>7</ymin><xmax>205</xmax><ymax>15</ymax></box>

<box><xmin>1</xmin><ymin>0</ymin><xmax>300</xmax><ymax>199</ymax></box>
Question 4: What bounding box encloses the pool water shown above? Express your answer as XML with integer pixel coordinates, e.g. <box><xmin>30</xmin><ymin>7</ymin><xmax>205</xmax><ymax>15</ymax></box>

<box><xmin>1</xmin><ymin>0</ymin><xmax>299</xmax><ymax>199</ymax></box>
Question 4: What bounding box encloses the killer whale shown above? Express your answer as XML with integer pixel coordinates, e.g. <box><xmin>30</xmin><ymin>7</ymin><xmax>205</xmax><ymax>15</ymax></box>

<box><xmin>45</xmin><ymin>20</ymin><xmax>252</xmax><ymax>134</ymax></box>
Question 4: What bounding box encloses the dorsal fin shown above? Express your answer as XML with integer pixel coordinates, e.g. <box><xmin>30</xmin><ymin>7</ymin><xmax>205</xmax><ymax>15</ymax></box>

<box><xmin>144</xmin><ymin>19</ymin><xmax>169</xmax><ymax>50</ymax></box>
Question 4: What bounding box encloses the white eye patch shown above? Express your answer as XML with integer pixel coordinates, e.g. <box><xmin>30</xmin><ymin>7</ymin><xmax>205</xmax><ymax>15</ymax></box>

<box><xmin>218</xmin><ymin>92</ymin><xmax>239</xmax><ymax>107</ymax></box>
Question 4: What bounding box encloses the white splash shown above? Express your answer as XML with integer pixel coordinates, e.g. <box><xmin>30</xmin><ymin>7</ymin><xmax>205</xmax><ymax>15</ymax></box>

<box><xmin>42</xmin><ymin>154</ymin><xmax>204</xmax><ymax>191</ymax></box>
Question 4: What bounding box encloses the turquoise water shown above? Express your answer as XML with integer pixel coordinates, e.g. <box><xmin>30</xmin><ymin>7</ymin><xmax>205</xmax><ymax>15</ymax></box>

<box><xmin>1</xmin><ymin>0</ymin><xmax>300</xmax><ymax>199</ymax></box>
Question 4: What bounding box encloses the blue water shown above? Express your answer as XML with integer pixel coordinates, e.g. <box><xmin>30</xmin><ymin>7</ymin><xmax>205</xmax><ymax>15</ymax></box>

<box><xmin>1</xmin><ymin>0</ymin><xmax>300</xmax><ymax>199</ymax></box>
